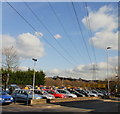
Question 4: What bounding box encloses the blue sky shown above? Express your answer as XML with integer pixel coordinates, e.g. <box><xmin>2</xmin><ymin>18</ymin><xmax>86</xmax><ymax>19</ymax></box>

<box><xmin>2</xmin><ymin>1</ymin><xmax>118</xmax><ymax>80</ymax></box>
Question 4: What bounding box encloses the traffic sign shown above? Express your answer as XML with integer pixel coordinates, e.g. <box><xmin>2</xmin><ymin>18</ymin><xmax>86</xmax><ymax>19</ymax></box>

<box><xmin>2</xmin><ymin>73</ymin><xmax>8</xmax><ymax>82</ymax></box>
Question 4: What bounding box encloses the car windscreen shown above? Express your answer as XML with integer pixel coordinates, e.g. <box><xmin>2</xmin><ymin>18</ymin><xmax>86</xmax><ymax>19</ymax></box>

<box><xmin>57</xmin><ymin>90</ymin><xmax>70</xmax><ymax>94</ymax></box>
<box><xmin>46</xmin><ymin>90</ymin><xmax>55</xmax><ymax>94</ymax></box>
<box><xmin>0</xmin><ymin>92</ymin><xmax>7</xmax><ymax>95</ymax></box>
<box><xmin>41</xmin><ymin>90</ymin><xmax>48</xmax><ymax>94</ymax></box>
<box><xmin>34</xmin><ymin>90</ymin><xmax>48</xmax><ymax>95</ymax></box>
<box><xmin>65</xmin><ymin>90</ymin><xmax>71</xmax><ymax>94</ymax></box>
<box><xmin>27</xmin><ymin>90</ymin><xmax>33</xmax><ymax>94</ymax></box>
<box><xmin>54</xmin><ymin>90</ymin><xmax>60</xmax><ymax>94</ymax></box>
<box><xmin>92</xmin><ymin>90</ymin><xmax>97</xmax><ymax>93</ymax></box>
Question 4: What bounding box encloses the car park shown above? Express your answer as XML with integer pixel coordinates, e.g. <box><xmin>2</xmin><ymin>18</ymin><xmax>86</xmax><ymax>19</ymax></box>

<box><xmin>100</xmin><ymin>90</ymin><xmax>108</xmax><ymax>95</ymax></box>
<box><xmin>67</xmin><ymin>89</ymin><xmax>85</xmax><ymax>97</ymax></box>
<box><xmin>57</xmin><ymin>89</ymin><xmax>77</xmax><ymax>98</ymax></box>
<box><xmin>75</xmin><ymin>89</ymin><xmax>90</xmax><ymax>97</ymax></box>
<box><xmin>6</xmin><ymin>84</ymin><xmax>20</xmax><ymax>95</ymax></box>
<box><xmin>43</xmin><ymin>89</ymin><xmax>67</xmax><ymax>98</ymax></box>
<box><xmin>0</xmin><ymin>91</ymin><xmax>14</xmax><ymax>104</ymax></box>
<box><xmin>95</xmin><ymin>89</ymin><xmax>109</xmax><ymax>98</ymax></box>
<box><xmin>90</xmin><ymin>90</ymin><xmax>104</xmax><ymax>97</ymax></box>
<box><xmin>85</xmin><ymin>90</ymin><xmax>98</xmax><ymax>97</ymax></box>
<box><xmin>9</xmin><ymin>84</ymin><xmax>20</xmax><ymax>89</ymax></box>
<box><xmin>11</xmin><ymin>89</ymin><xmax>43</xmax><ymax>102</ymax></box>
<box><xmin>33</xmin><ymin>89</ymin><xmax>55</xmax><ymax>99</ymax></box>
<box><xmin>115</xmin><ymin>92</ymin><xmax>120</xmax><ymax>97</ymax></box>
<box><xmin>25</xmin><ymin>85</ymin><xmax>33</xmax><ymax>89</ymax></box>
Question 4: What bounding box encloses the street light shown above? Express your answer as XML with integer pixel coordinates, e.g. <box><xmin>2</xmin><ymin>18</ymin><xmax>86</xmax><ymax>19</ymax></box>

<box><xmin>32</xmin><ymin>58</ymin><xmax>37</xmax><ymax>99</ymax></box>
<box><xmin>115</xmin><ymin>74</ymin><xmax>118</xmax><ymax>93</ymax></box>
<box><xmin>106</xmin><ymin>46</ymin><xmax>111</xmax><ymax>95</ymax></box>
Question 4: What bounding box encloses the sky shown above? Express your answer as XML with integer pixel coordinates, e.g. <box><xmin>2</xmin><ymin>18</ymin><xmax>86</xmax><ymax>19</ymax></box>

<box><xmin>1</xmin><ymin>1</ymin><xmax>118</xmax><ymax>80</ymax></box>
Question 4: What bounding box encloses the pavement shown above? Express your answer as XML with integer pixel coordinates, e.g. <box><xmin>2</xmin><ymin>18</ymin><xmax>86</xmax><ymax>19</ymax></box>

<box><xmin>1</xmin><ymin>97</ymin><xmax>120</xmax><ymax>113</ymax></box>
<box><xmin>1</xmin><ymin>103</ymin><xmax>93</xmax><ymax>113</ymax></box>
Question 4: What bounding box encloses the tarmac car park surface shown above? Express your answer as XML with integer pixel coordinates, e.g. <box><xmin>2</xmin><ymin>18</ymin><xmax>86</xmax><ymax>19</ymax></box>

<box><xmin>1</xmin><ymin>97</ymin><xmax>120</xmax><ymax>113</ymax></box>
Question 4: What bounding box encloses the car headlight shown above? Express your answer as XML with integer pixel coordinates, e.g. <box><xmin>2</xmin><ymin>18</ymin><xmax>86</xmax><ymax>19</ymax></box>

<box><xmin>11</xmin><ymin>97</ymin><xmax>13</xmax><ymax>100</ymax></box>
<box><xmin>2</xmin><ymin>98</ymin><xmax>4</xmax><ymax>100</ymax></box>
<box><xmin>0</xmin><ymin>98</ymin><xmax>2</xmax><ymax>100</ymax></box>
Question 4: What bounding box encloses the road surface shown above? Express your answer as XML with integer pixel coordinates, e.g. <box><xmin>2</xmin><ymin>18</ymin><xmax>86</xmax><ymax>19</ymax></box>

<box><xmin>1</xmin><ymin>98</ymin><xmax>120</xmax><ymax>113</ymax></box>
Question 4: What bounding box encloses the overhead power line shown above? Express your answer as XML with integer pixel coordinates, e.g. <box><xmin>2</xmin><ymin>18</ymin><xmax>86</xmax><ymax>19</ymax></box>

<box><xmin>83</xmin><ymin>2</ymin><xmax>97</xmax><ymax>64</ymax></box>
<box><xmin>6</xmin><ymin>2</ymin><xmax>76</xmax><ymax>67</ymax></box>
<box><xmin>6</xmin><ymin>2</ymin><xmax>37</xmax><ymax>32</ymax></box>
<box><xmin>48</xmin><ymin>2</ymin><xmax>84</xmax><ymax>62</ymax></box>
<box><xmin>66</xmin><ymin>3</ymin><xmax>85</xmax><ymax>58</ymax></box>
<box><xmin>23</xmin><ymin>2</ymin><xmax>78</xmax><ymax>65</ymax></box>
<box><xmin>81</xmin><ymin>1</ymin><xmax>98</xmax><ymax>80</ymax></box>
<box><xmin>71</xmin><ymin>2</ymin><xmax>93</xmax><ymax>64</ymax></box>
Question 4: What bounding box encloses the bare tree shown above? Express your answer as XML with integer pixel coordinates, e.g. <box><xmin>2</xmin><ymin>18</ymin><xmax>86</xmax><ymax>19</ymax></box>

<box><xmin>2</xmin><ymin>46</ymin><xmax>19</xmax><ymax>85</ymax></box>
<box><xmin>2</xmin><ymin>46</ymin><xmax>19</xmax><ymax>71</ymax></box>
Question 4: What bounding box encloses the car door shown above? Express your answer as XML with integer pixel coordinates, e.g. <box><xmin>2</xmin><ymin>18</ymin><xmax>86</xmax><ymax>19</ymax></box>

<box><xmin>35</xmin><ymin>90</ymin><xmax>44</xmax><ymax>98</ymax></box>
<box><xmin>15</xmin><ymin>90</ymin><xmax>23</xmax><ymax>101</ymax></box>
<box><xmin>20</xmin><ymin>91</ymin><xmax>28</xmax><ymax>101</ymax></box>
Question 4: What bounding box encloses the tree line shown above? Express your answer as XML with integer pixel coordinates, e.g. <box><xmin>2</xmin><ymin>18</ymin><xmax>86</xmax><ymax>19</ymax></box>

<box><xmin>2</xmin><ymin>68</ymin><xmax>46</xmax><ymax>86</ymax></box>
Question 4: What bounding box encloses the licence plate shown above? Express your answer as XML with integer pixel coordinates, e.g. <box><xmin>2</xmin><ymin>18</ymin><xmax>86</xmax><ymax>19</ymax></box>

<box><xmin>5</xmin><ymin>101</ymin><xmax>10</xmax><ymax>102</ymax></box>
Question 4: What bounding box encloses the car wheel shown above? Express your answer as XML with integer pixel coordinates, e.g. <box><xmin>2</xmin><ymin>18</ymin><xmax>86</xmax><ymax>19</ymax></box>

<box><xmin>69</xmin><ymin>96</ymin><xmax>72</xmax><ymax>98</ymax></box>
<box><xmin>56</xmin><ymin>97</ymin><xmax>60</xmax><ymax>98</ymax></box>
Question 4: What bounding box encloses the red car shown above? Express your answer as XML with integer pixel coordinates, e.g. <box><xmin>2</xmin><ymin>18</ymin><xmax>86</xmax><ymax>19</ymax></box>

<box><xmin>43</xmin><ymin>89</ymin><xmax>66</xmax><ymax>98</ymax></box>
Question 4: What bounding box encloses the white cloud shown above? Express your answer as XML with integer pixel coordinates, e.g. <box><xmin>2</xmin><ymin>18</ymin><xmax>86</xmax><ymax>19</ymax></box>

<box><xmin>1</xmin><ymin>34</ymin><xmax>16</xmax><ymax>48</ymax></box>
<box><xmin>54</xmin><ymin>34</ymin><xmax>61</xmax><ymax>39</ymax></box>
<box><xmin>82</xmin><ymin>5</ymin><xmax>118</xmax><ymax>50</ymax></box>
<box><xmin>17</xmin><ymin>33</ymin><xmax>45</xmax><ymax>58</ymax></box>
<box><xmin>46</xmin><ymin>56</ymin><xmax>118</xmax><ymax>80</ymax></box>
<box><xmin>18</xmin><ymin>66</ymin><xmax>28</xmax><ymax>71</ymax></box>
<box><xmin>76</xmin><ymin>65</ymin><xmax>89</xmax><ymax>71</ymax></box>
<box><xmin>108</xmin><ymin>56</ymin><xmax>118</xmax><ymax>66</ymax></box>
<box><xmin>74</xmin><ymin>65</ymin><xmax>85</xmax><ymax>71</ymax></box>
<box><xmin>2</xmin><ymin>33</ymin><xmax>45</xmax><ymax>59</ymax></box>
<box><xmin>65</xmin><ymin>69</ymin><xmax>74</xmax><ymax>73</ymax></box>
<box><xmin>82</xmin><ymin>5</ymin><xmax>117</xmax><ymax>32</ymax></box>
<box><xmin>48</xmin><ymin>69</ymin><xmax>61</xmax><ymax>74</ymax></box>
<box><xmin>89</xmin><ymin>31</ymin><xmax>118</xmax><ymax>50</ymax></box>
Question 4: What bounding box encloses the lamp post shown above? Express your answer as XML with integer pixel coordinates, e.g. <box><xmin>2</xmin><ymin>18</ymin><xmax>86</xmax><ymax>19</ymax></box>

<box><xmin>32</xmin><ymin>58</ymin><xmax>37</xmax><ymax>99</ymax></box>
<box><xmin>115</xmin><ymin>74</ymin><xmax>118</xmax><ymax>93</ymax></box>
<box><xmin>106</xmin><ymin>46</ymin><xmax>111</xmax><ymax>95</ymax></box>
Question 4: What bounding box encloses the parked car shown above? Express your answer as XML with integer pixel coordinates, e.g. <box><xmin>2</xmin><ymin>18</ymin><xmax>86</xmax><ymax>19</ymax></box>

<box><xmin>9</xmin><ymin>84</ymin><xmax>20</xmax><ymax>89</ymax></box>
<box><xmin>115</xmin><ymin>92</ymin><xmax>120</xmax><ymax>97</ymax></box>
<box><xmin>75</xmin><ymin>89</ymin><xmax>90</xmax><ymax>97</ymax></box>
<box><xmin>43</xmin><ymin>89</ymin><xmax>66</xmax><ymax>98</ymax></box>
<box><xmin>33</xmin><ymin>89</ymin><xmax>55</xmax><ymax>99</ymax></box>
<box><xmin>11</xmin><ymin>89</ymin><xmax>42</xmax><ymax>102</ymax></box>
<box><xmin>57</xmin><ymin>89</ymin><xmax>77</xmax><ymax>98</ymax></box>
<box><xmin>6</xmin><ymin>84</ymin><xmax>20</xmax><ymax>95</ymax></box>
<box><xmin>67</xmin><ymin>89</ymin><xmax>85</xmax><ymax>97</ymax></box>
<box><xmin>0</xmin><ymin>91</ymin><xmax>14</xmax><ymax>104</ymax></box>
<box><xmin>25</xmin><ymin>85</ymin><xmax>33</xmax><ymax>89</ymax></box>
<box><xmin>90</xmin><ymin>90</ymin><xmax>104</xmax><ymax>97</ymax></box>
<box><xmin>85</xmin><ymin>90</ymin><xmax>98</xmax><ymax>97</ymax></box>
<box><xmin>95</xmin><ymin>89</ymin><xmax>109</xmax><ymax>98</ymax></box>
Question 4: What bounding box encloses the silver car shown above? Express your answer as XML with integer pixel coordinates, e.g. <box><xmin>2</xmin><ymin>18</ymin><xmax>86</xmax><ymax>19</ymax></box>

<box><xmin>91</xmin><ymin>90</ymin><xmax>104</xmax><ymax>97</ymax></box>
<box><xmin>57</xmin><ymin>89</ymin><xmax>77</xmax><ymax>98</ymax></box>
<box><xmin>11</xmin><ymin>89</ymin><xmax>43</xmax><ymax>102</ymax></box>
<box><xmin>33</xmin><ymin>89</ymin><xmax>55</xmax><ymax>99</ymax></box>
<box><xmin>85</xmin><ymin>90</ymin><xmax>98</xmax><ymax>97</ymax></box>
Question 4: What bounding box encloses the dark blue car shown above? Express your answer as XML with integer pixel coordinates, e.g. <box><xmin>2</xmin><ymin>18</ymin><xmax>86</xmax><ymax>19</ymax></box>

<box><xmin>0</xmin><ymin>91</ymin><xmax>14</xmax><ymax>104</ymax></box>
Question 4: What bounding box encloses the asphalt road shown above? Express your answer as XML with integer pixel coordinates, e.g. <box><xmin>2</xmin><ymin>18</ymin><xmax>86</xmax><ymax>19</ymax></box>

<box><xmin>1</xmin><ymin>98</ymin><xmax>120</xmax><ymax>113</ymax></box>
